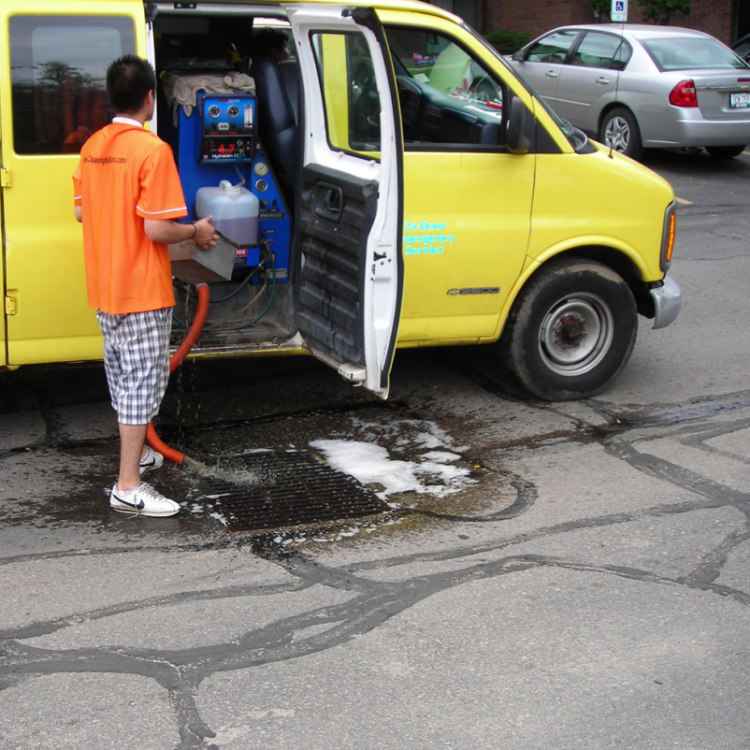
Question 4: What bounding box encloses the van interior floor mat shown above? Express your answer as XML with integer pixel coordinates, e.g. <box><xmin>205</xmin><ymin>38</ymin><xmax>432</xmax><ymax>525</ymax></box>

<box><xmin>200</xmin><ymin>449</ymin><xmax>390</xmax><ymax>532</ymax></box>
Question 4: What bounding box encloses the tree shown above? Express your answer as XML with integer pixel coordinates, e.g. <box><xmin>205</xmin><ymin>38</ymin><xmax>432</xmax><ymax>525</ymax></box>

<box><xmin>586</xmin><ymin>0</ymin><xmax>613</xmax><ymax>20</ymax></box>
<box><xmin>637</xmin><ymin>0</ymin><xmax>691</xmax><ymax>24</ymax></box>
<box><xmin>484</xmin><ymin>30</ymin><xmax>529</xmax><ymax>54</ymax></box>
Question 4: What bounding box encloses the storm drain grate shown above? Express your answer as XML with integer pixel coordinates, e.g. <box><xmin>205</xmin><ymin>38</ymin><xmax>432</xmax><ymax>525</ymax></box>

<box><xmin>202</xmin><ymin>450</ymin><xmax>390</xmax><ymax>532</ymax></box>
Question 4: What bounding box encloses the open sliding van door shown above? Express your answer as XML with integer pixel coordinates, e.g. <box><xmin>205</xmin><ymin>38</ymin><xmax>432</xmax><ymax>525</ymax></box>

<box><xmin>286</xmin><ymin>4</ymin><xmax>403</xmax><ymax>398</ymax></box>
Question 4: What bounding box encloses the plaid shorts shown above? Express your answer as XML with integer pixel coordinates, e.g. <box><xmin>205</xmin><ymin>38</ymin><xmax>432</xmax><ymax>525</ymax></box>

<box><xmin>97</xmin><ymin>308</ymin><xmax>173</xmax><ymax>425</ymax></box>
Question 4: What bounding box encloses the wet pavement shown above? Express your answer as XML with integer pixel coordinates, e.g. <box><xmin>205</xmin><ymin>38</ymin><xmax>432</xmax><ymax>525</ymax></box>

<box><xmin>3</xmin><ymin>338</ymin><xmax>750</xmax><ymax>749</ymax></box>
<box><xmin>2</xmin><ymin>151</ymin><xmax>750</xmax><ymax>749</ymax></box>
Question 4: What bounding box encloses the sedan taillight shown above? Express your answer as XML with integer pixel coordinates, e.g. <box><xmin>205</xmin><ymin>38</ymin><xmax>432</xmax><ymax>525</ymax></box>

<box><xmin>669</xmin><ymin>79</ymin><xmax>698</xmax><ymax>107</ymax></box>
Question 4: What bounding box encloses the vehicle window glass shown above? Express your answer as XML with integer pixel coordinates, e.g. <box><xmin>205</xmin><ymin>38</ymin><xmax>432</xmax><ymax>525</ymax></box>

<box><xmin>9</xmin><ymin>15</ymin><xmax>136</xmax><ymax>155</ymax></box>
<box><xmin>250</xmin><ymin>20</ymin><xmax>296</xmax><ymax>61</ymax></box>
<box><xmin>641</xmin><ymin>36</ymin><xmax>750</xmax><ymax>71</ymax></box>
<box><xmin>311</xmin><ymin>31</ymin><xmax>380</xmax><ymax>154</ymax></box>
<box><xmin>572</xmin><ymin>32</ymin><xmax>630</xmax><ymax>70</ymax></box>
<box><xmin>385</xmin><ymin>26</ymin><xmax>505</xmax><ymax>149</ymax></box>
<box><xmin>526</xmin><ymin>30</ymin><xmax>579</xmax><ymax>63</ymax></box>
<box><xmin>611</xmin><ymin>40</ymin><xmax>633</xmax><ymax>71</ymax></box>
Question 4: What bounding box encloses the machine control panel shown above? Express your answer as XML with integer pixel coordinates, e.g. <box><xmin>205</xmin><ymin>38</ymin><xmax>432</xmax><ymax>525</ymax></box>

<box><xmin>177</xmin><ymin>92</ymin><xmax>291</xmax><ymax>281</ymax></box>
<box><xmin>199</xmin><ymin>95</ymin><xmax>255</xmax><ymax>162</ymax></box>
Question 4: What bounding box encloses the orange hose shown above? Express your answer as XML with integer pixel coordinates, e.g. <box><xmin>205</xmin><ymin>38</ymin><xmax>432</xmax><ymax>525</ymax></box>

<box><xmin>147</xmin><ymin>283</ymin><xmax>210</xmax><ymax>465</ymax></box>
<box><xmin>147</xmin><ymin>421</ymin><xmax>185</xmax><ymax>464</ymax></box>
<box><xmin>169</xmin><ymin>283</ymin><xmax>210</xmax><ymax>374</ymax></box>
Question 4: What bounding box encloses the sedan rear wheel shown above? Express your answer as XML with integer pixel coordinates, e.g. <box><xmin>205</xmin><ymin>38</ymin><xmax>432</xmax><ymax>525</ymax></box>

<box><xmin>705</xmin><ymin>145</ymin><xmax>746</xmax><ymax>159</ymax></box>
<box><xmin>600</xmin><ymin>107</ymin><xmax>643</xmax><ymax>161</ymax></box>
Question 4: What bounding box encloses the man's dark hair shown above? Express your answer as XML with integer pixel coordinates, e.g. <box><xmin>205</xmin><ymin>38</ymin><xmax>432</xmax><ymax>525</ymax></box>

<box><xmin>106</xmin><ymin>55</ymin><xmax>156</xmax><ymax>114</ymax></box>
<box><xmin>252</xmin><ymin>27</ymin><xmax>288</xmax><ymax>57</ymax></box>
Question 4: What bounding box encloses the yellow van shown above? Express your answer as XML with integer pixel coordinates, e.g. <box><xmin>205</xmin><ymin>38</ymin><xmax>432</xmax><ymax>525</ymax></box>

<box><xmin>0</xmin><ymin>0</ymin><xmax>680</xmax><ymax>400</ymax></box>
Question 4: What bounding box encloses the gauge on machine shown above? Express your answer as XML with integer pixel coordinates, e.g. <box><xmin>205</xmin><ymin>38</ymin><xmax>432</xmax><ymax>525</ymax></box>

<box><xmin>253</xmin><ymin>161</ymin><xmax>269</xmax><ymax>177</ymax></box>
<box><xmin>227</xmin><ymin>105</ymin><xmax>240</xmax><ymax>118</ymax></box>
<box><xmin>255</xmin><ymin>179</ymin><xmax>269</xmax><ymax>192</ymax></box>
<box><xmin>207</xmin><ymin>104</ymin><xmax>221</xmax><ymax>118</ymax></box>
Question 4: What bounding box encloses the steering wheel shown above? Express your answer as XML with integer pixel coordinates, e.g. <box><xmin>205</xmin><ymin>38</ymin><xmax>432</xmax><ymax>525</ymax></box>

<box><xmin>470</xmin><ymin>75</ymin><xmax>497</xmax><ymax>103</ymax></box>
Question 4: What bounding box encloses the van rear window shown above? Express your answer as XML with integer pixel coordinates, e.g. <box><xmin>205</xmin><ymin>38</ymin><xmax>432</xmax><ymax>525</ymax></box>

<box><xmin>9</xmin><ymin>15</ymin><xmax>136</xmax><ymax>155</ymax></box>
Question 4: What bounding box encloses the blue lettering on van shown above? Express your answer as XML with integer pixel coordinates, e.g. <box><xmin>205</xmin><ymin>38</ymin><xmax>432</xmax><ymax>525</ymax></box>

<box><xmin>403</xmin><ymin>218</ymin><xmax>453</xmax><ymax>257</ymax></box>
<box><xmin>404</xmin><ymin>220</ymin><xmax>447</xmax><ymax>231</ymax></box>
<box><xmin>403</xmin><ymin>235</ymin><xmax>454</xmax><ymax>245</ymax></box>
<box><xmin>405</xmin><ymin>246</ymin><xmax>444</xmax><ymax>255</ymax></box>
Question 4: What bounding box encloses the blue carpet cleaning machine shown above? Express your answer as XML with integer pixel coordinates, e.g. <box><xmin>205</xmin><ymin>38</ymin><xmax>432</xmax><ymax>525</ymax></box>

<box><xmin>174</xmin><ymin>91</ymin><xmax>291</xmax><ymax>283</ymax></box>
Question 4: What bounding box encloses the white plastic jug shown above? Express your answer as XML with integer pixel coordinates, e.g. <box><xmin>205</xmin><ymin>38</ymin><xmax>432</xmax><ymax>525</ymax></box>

<box><xmin>196</xmin><ymin>180</ymin><xmax>259</xmax><ymax>246</ymax></box>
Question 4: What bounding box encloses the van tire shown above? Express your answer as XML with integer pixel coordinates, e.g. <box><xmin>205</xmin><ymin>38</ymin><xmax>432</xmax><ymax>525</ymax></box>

<box><xmin>497</xmin><ymin>257</ymin><xmax>638</xmax><ymax>401</ymax></box>
<box><xmin>600</xmin><ymin>107</ymin><xmax>643</xmax><ymax>160</ymax></box>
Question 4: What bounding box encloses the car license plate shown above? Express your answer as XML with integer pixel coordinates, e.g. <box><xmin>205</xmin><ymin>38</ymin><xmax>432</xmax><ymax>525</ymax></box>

<box><xmin>730</xmin><ymin>92</ymin><xmax>750</xmax><ymax>108</ymax></box>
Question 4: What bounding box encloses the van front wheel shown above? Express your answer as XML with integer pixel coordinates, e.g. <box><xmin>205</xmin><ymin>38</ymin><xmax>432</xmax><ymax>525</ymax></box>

<box><xmin>497</xmin><ymin>258</ymin><xmax>638</xmax><ymax>401</ymax></box>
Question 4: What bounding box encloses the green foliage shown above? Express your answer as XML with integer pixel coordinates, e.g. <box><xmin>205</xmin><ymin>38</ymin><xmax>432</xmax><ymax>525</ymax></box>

<box><xmin>637</xmin><ymin>0</ymin><xmax>691</xmax><ymax>24</ymax></box>
<box><xmin>484</xmin><ymin>30</ymin><xmax>530</xmax><ymax>55</ymax></box>
<box><xmin>586</xmin><ymin>0</ymin><xmax>612</xmax><ymax>18</ymax></box>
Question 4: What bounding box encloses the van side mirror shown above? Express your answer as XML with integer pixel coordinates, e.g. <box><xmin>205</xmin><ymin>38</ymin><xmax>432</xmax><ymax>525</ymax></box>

<box><xmin>512</xmin><ymin>48</ymin><xmax>527</xmax><ymax>62</ymax></box>
<box><xmin>506</xmin><ymin>95</ymin><xmax>534</xmax><ymax>155</ymax></box>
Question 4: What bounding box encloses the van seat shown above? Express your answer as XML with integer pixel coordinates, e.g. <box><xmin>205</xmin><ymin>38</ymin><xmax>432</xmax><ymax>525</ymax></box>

<box><xmin>279</xmin><ymin>59</ymin><xmax>300</xmax><ymax>123</ymax></box>
<box><xmin>250</xmin><ymin>55</ymin><xmax>299</xmax><ymax>209</ymax></box>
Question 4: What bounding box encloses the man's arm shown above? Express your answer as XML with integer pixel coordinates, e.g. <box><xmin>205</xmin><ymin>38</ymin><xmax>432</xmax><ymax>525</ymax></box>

<box><xmin>75</xmin><ymin>206</ymin><xmax>82</xmax><ymax>223</ymax></box>
<box><xmin>144</xmin><ymin>215</ymin><xmax>218</xmax><ymax>250</ymax></box>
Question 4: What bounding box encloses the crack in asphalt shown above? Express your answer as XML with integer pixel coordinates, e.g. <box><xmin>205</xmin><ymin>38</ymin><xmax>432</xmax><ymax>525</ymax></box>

<box><xmin>2</xmin><ymin>397</ymin><xmax>750</xmax><ymax>748</ymax></box>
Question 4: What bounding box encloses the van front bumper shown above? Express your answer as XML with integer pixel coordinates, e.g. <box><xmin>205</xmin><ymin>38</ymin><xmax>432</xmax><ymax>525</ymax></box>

<box><xmin>650</xmin><ymin>275</ymin><xmax>682</xmax><ymax>329</ymax></box>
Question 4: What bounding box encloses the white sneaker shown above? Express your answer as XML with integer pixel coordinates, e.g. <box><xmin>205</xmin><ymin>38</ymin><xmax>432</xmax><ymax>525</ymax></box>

<box><xmin>139</xmin><ymin>445</ymin><xmax>164</xmax><ymax>477</ymax></box>
<box><xmin>110</xmin><ymin>482</ymin><xmax>180</xmax><ymax>517</ymax></box>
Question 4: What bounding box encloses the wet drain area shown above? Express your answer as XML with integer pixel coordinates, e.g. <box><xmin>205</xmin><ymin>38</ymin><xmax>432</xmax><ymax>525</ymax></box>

<box><xmin>195</xmin><ymin>450</ymin><xmax>390</xmax><ymax>532</ymax></box>
<box><xmin>0</xmin><ymin>357</ymin><xmax>496</xmax><ymax>537</ymax></box>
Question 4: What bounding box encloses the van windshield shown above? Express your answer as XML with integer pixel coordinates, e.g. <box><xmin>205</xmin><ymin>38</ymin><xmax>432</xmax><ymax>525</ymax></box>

<box><xmin>387</xmin><ymin>28</ymin><xmax>504</xmax><ymax>110</ymax></box>
<box><xmin>502</xmin><ymin>60</ymin><xmax>586</xmax><ymax>151</ymax></box>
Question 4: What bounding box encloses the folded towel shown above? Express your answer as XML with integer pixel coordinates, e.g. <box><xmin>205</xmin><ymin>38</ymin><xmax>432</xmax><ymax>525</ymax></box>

<box><xmin>160</xmin><ymin>71</ymin><xmax>256</xmax><ymax>116</ymax></box>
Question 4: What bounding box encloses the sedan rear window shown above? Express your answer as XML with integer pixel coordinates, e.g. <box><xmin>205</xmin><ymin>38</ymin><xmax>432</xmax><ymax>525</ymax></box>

<box><xmin>642</xmin><ymin>36</ymin><xmax>750</xmax><ymax>71</ymax></box>
<box><xmin>572</xmin><ymin>31</ymin><xmax>632</xmax><ymax>71</ymax></box>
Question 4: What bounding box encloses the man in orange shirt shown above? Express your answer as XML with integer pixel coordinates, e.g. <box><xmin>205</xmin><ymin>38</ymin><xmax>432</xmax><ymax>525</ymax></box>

<box><xmin>74</xmin><ymin>55</ymin><xmax>218</xmax><ymax>517</ymax></box>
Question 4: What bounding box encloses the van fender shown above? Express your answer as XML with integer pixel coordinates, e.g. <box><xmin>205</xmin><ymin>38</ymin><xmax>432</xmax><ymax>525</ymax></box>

<box><xmin>488</xmin><ymin>236</ymin><xmax>653</xmax><ymax>343</ymax></box>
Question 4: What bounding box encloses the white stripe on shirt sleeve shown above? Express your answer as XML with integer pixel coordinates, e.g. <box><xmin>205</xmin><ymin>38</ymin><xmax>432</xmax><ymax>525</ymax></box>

<box><xmin>136</xmin><ymin>205</ymin><xmax>188</xmax><ymax>216</ymax></box>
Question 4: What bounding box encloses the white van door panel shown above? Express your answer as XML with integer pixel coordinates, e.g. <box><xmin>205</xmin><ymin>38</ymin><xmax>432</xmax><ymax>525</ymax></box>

<box><xmin>286</xmin><ymin>5</ymin><xmax>403</xmax><ymax>398</ymax></box>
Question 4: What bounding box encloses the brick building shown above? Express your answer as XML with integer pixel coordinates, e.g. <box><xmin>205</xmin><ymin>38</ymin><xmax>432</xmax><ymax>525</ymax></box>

<box><xmin>430</xmin><ymin>0</ymin><xmax>749</xmax><ymax>46</ymax></box>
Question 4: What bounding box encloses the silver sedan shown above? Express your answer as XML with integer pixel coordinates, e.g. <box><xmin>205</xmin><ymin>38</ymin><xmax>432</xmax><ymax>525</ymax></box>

<box><xmin>508</xmin><ymin>24</ymin><xmax>750</xmax><ymax>159</ymax></box>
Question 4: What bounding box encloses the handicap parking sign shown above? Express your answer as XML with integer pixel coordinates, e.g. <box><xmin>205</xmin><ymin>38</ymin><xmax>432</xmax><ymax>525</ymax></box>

<box><xmin>611</xmin><ymin>0</ymin><xmax>628</xmax><ymax>21</ymax></box>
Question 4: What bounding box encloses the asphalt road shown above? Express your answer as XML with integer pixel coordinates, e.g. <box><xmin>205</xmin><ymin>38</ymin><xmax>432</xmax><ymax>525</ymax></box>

<box><xmin>1</xmin><ymin>148</ymin><xmax>750</xmax><ymax>750</ymax></box>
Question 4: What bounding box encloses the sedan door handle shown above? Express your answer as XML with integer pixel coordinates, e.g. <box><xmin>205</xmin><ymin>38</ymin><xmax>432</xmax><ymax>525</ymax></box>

<box><xmin>596</xmin><ymin>76</ymin><xmax>611</xmax><ymax>85</ymax></box>
<box><xmin>546</xmin><ymin>70</ymin><xmax>559</xmax><ymax>78</ymax></box>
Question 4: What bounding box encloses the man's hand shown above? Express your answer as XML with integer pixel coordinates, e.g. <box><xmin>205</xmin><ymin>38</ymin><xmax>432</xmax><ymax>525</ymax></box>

<box><xmin>192</xmin><ymin>215</ymin><xmax>219</xmax><ymax>250</ymax></box>
<box><xmin>145</xmin><ymin>217</ymin><xmax>219</xmax><ymax>249</ymax></box>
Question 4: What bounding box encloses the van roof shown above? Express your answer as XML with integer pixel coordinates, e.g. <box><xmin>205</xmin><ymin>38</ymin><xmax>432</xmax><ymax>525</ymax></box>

<box><xmin>148</xmin><ymin>0</ymin><xmax>462</xmax><ymax>24</ymax></box>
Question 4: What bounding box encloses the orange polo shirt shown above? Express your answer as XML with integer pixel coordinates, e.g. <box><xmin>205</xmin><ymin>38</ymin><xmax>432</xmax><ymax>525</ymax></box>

<box><xmin>73</xmin><ymin>119</ymin><xmax>187</xmax><ymax>314</ymax></box>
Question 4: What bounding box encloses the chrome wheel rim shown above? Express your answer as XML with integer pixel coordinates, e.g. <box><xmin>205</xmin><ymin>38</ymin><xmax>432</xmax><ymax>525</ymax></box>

<box><xmin>538</xmin><ymin>293</ymin><xmax>614</xmax><ymax>376</ymax></box>
<box><xmin>604</xmin><ymin>116</ymin><xmax>630</xmax><ymax>153</ymax></box>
